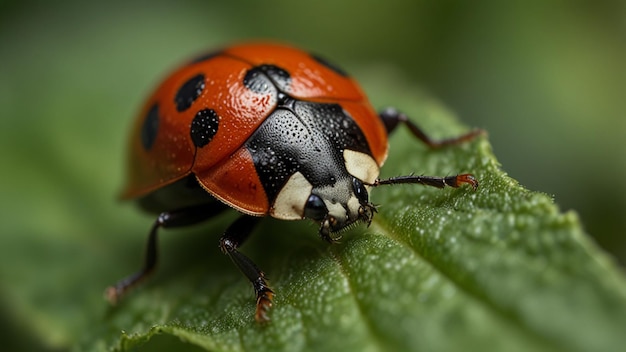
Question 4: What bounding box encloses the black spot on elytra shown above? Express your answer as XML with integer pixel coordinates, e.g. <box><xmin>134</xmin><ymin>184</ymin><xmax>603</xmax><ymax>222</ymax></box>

<box><xmin>243</xmin><ymin>64</ymin><xmax>291</xmax><ymax>94</ymax></box>
<box><xmin>141</xmin><ymin>103</ymin><xmax>159</xmax><ymax>150</ymax></box>
<box><xmin>175</xmin><ymin>74</ymin><xmax>205</xmax><ymax>112</ymax></box>
<box><xmin>310</xmin><ymin>53</ymin><xmax>349</xmax><ymax>77</ymax></box>
<box><xmin>190</xmin><ymin>109</ymin><xmax>219</xmax><ymax>148</ymax></box>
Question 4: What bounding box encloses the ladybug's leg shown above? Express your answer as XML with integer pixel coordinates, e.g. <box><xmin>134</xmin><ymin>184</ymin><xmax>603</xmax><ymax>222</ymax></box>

<box><xmin>377</xmin><ymin>107</ymin><xmax>483</xmax><ymax>190</ymax></box>
<box><xmin>374</xmin><ymin>174</ymin><xmax>478</xmax><ymax>190</ymax></box>
<box><xmin>219</xmin><ymin>215</ymin><xmax>274</xmax><ymax>323</ymax></box>
<box><xmin>379</xmin><ymin>107</ymin><xmax>484</xmax><ymax>148</ymax></box>
<box><xmin>105</xmin><ymin>203</ymin><xmax>226</xmax><ymax>304</ymax></box>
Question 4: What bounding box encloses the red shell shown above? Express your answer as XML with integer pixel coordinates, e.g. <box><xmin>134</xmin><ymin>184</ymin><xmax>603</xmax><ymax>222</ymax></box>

<box><xmin>122</xmin><ymin>42</ymin><xmax>389</xmax><ymax>215</ymax></box>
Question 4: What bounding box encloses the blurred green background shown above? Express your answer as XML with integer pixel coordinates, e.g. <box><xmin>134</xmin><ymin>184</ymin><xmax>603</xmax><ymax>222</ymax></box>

<box><xmin>1</xmin><ymin>0</ymin><xmax>625</xmax><ymax>350</ymax></box>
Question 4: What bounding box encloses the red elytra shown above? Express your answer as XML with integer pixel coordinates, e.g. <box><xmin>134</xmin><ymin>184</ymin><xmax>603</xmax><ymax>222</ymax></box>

<box><xmin>122</xmin><ymin>43</ymin><xmax>388</xmax><ymax>215</ymax></box>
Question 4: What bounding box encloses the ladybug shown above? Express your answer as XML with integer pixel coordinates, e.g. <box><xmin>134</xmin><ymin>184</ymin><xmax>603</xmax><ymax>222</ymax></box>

<box><xmin>105</xmin><ymin>42</ymin><xmax>482</xmax><ymax>322</ymax></box>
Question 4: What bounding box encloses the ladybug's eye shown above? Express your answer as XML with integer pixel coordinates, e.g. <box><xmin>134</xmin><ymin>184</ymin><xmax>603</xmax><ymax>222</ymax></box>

<box><xmin>352</xmin><ymin>178</ymin><xmax>369</xmax><ymax>204</ymax></box>
<box><xmin>304</xmin><ymin>194</ymin><xmax>328</xmax><ymax>221</ymax></box>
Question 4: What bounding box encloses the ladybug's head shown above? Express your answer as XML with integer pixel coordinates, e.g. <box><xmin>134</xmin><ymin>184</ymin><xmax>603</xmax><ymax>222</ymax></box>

<box><xmin>266</xmin><ymin>147</ymin><xmax>382</xmax><ymax>239</ymax></box>
<box><xmin>303</xmin><ymin>176</ymin><xmax>376</xmax><ymax>240</ymax></box>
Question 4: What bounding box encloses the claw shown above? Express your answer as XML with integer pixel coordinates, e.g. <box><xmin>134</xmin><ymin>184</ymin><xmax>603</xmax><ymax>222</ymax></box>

<box><xmin>254</xmin><ymin>287</ymin><xmax>275</xmax><ymax>323</ymax></box>
<box><xmin>456</xmin><ymin>174</ymin><xmax>478</xmax><ymax>190</ymax></box>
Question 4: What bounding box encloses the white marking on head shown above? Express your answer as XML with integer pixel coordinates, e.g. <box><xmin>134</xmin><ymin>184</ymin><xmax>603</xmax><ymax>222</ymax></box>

<box><xmin>270</xmin><ymin>171</ymin><xmax>313</xmax><ymax>220</ymax></box>
<box><xmin>314</xmin><ymin>177</ymin><xmax>362</xmax><ymax>229</ymax></box>
<box><xmin>324</xmin><ymin>200</ymin><xmax>348</xmax><ymax>222</ymax></box>
<box><xmin>346</xmin><ymin>195</ymin><xmax>361</xmax><ymax>219</ymax></box>
<box><xmin>343</xmin><ymin>149</ymin><xmax>380</xmax><ymax>184</ymax></box>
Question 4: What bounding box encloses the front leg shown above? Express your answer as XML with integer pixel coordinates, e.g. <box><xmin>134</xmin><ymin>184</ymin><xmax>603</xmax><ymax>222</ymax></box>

<box><xmin>376</xmin><ymin>108</ymin><xmax>482</xmax><ymax>191</ymax></box>
<box><xmin>374</xmin><ymin>174</ymin><xmax>478</xmax><ymax>190</ymax></box>
<box><xmin>219</xmin><ymin>215</ymin><xmax>274</xmax><ymax>323</ymax></box>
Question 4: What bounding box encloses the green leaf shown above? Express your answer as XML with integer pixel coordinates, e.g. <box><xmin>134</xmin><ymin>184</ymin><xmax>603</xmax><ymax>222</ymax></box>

<box><xmin>79</xmin><ymin>73</ymin><xmax>625</xmax><ymax>351</ymax></box>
